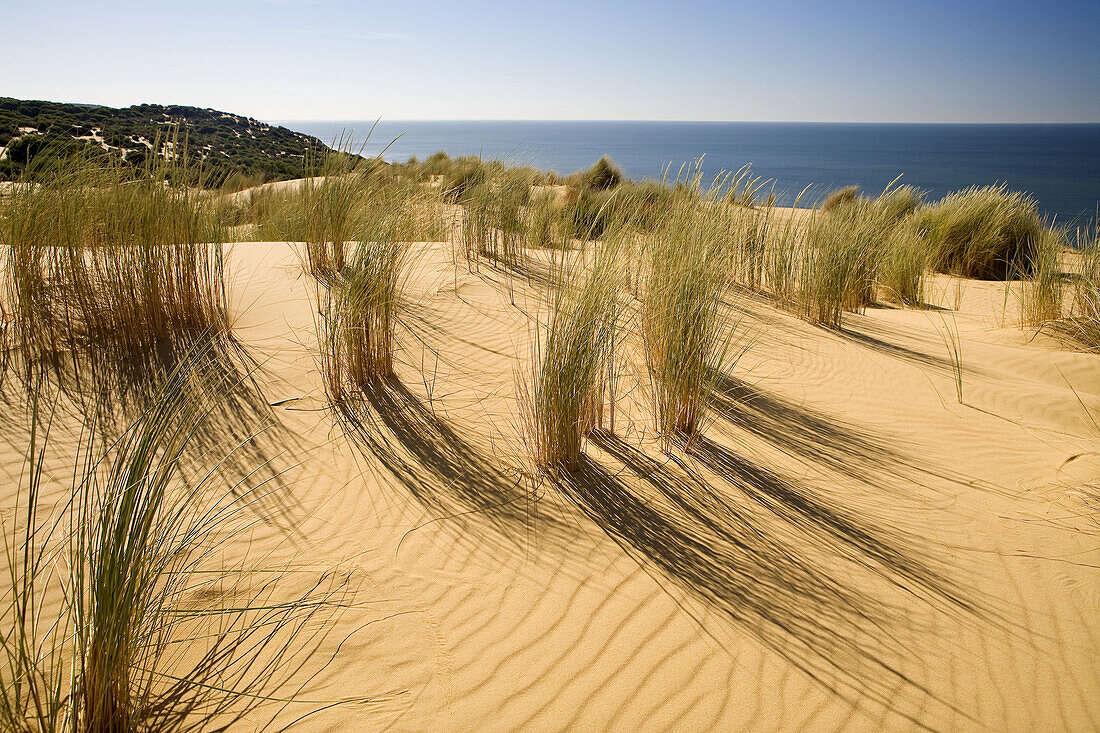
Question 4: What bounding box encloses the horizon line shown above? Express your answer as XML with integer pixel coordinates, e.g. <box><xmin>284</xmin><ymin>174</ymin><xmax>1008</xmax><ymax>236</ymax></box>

<box><xmin>271</xmin><ymin>118</ymin><xmax>1100</xmax><ymax>126</ymax></box>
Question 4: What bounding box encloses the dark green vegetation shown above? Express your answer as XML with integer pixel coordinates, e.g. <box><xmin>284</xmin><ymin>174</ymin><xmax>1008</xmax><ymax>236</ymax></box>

<box><xmin>0</xmin><ymin>97</ymin><xmax>330</xmax><ymax>185</ymax></box>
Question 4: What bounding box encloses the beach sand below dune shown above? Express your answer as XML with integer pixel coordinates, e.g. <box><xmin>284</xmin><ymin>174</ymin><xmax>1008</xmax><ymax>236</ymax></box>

<box><xmin>3</xmin><ymin>240</ymin><xmax>1098</xmax><ymax>731</ymax></box>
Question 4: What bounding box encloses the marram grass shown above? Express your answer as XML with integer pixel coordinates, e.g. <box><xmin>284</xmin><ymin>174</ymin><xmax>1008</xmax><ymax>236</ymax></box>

<box><xmin>522</xmin><ymin>235</ymin><xmax>624</xmax><ymax>473</ymax></box>
<box><xmin>918</xmin><ymin>184</ymin><xmax>1052</xmax><ymax>280</ymax></box>
<box><xmin>2</xmin><ymin>141</ymin><xmax>229</xmax><ymax>363</ymax></box>
<box><xmin>639</xmin><ymin>166</ymin><xmax>739</xmax><ymax>450</ymax></box>
<box><xmin>318</xmin><ymin>208</ymin><xmax>419</xmax><ymax>400</ymax></box>
<box><xmin>1</xmin><ymin>346</ymin><xmax>354</xmax><ymax>732</ymax></box>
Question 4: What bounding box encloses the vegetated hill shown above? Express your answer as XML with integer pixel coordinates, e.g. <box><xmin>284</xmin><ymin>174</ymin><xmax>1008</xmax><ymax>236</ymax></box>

<box><xmin>0</xmin><ymin>97</ymin><xmax>331</xmax><ymax>185</ymax></box>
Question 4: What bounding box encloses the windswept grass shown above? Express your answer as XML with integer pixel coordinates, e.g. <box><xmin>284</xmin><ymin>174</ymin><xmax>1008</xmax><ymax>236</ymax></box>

<box><xmin>765</xmin><ymin>186</ymin><xmax>813</xmax><ymax>304</ymax></box>
<box><xmin>932</xmin><ymin>314</ymin><xmax>965</xmax><ymax>403</ymax></box>
<box><xmin>458</xmin><ymin>170</ymin><xmax>532</xmax><ymax>266</ymax></box>
<box><xmin>561</xmin><ymin>187</ymin><xmax>623</xmax><ymax>242</ymax></box>
<box><xmin>1060</xmin><ymin>224</ymin><xmax>1100</xmax><ymax>351</ymax></box>
<box><xmin>1021</xmin><ymin>225</ymin><xmax>1065</xmax><ymax>326</ymax></box>
<box><xmin>879</xmin><ymin>218</ymin><xmax>930</xmax><ymax>307</ymax></box>
<box><xmin>578</xmin><ymin>155</ymin><xmax>623</xmax><ymax>191</ymax></box>
<box><xmin>232</xmin><ymin>169</ymin><xmax>446</xmax><ymax>254</ymax></box>
<box><xmin>440</xmin><ymin>156</ymin><xmax>491</xmax><ymax>203</ymax></box>
<box><xmin>523</xmin><ymin>190</ymin><xmax>559</xmax><ymax>249</ymax></box>
<box><xmin>821</xmin><ymin>185</ymin><xmax>861</xmax><ymax>212</ymax></box>
<box><xmin>318</xmin><ymin>209</ymin><xmax>418</xmax><ymax>400</ymax></box>
<box><xmin>522</xmin><ymin>237</ymin><xmax>624</xmax><ymax>473</ymax></box>
<box><xmin>640</xmin><ymin>168</ymin><xmax>739</xmax><ymax>449</ymax></box>
<box><xmin>795</xmin><ymin>181</ymin><xmax>930</xmax><ymax>322</ymax></box>
<box><xmin>229</xmin><ymin>186</ymin><xmax>308</xmax><ymax>242</ymax></box>
<box><xmin>300</xmin><ymin>137</ymin><xmax>381</xmax><ymax>276</ymax></box>
<box><xmin>1</xmin><ymin>349</ymin><xmax>351</xmax><ymax>732</ymax></box>
<box><xmin>872</xmin><ymin>184</ymin><xmax>923</xmax><ymax>225</ymax></box>
<box><xmin>613</xmin><ymin>179</ymin><xmax>680</xmax><ymax>234</ymax></box>
<box><xmin>918</xmin><ymin>184</ymin><xmax>1053</xmax><ymax>280</ymax></box>
<box><xmin>799</xmin><ymin>203</ymin><xmax>883</xmax><ymax>327</ymax></box>
<box><xmin>2</xmin><ymin>140</ymin><xmax>229</xmax><ymax>364</ymax></box>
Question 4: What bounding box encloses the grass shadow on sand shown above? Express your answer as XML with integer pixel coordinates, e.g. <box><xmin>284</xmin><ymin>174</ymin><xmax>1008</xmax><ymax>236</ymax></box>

<box><xmin>333</xmin><ymin>378</ymin><xmax>582</xmax><ymax>560</ymax></box>
<box><xmin>708</xmin><ymin>370</ymin><xmax>908</xmax><ymax>485</ymax></box>
<box><xmin>327</xmin><ymin>371</ymin><xmax>993</xmax><ymax>725</ymax></box>
<box><xmin>564</xmin><ymin>432</ymin><xmax>987</xmax><ymax>727</ymax></box>
<box><xmin>0</xmin><ymin>333</ymin><xmax>306</xmax><ymax>526</ymax></box>
<box><xmin>683</xmin><ymin>434</ymin><xmax>977</xmax><ymax>615</ymax></box>
<box><xmin>838</xmin><ymin>317</ymin><xmax>985</xmax><ymax>378</ymax></box>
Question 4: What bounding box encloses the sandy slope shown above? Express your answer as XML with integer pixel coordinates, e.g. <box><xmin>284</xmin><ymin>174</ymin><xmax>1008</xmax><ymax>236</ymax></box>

<box><xmin>3</xmin><ymin>241</ymin><xmax>1098</xmax><ymax>731</ymax></box>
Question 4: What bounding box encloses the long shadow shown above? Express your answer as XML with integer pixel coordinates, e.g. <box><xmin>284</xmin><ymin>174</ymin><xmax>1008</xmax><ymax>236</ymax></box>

<box><xmin>334</xmin><ymin>379</ymin><xmax>578</xmax><ymax>559</ymax></box>
<box><xmin>329</xmin><ymin>376</ymin><xmax>987</xmax><ymax>725</ymax></box>
<box><xmin>685</xmin><ymin>434</ymin><xmax>978</xmax><ymax>617</ymax></box>
<box><xmin>482</xmin><ymin>253</ymin><xmax>559</xmax><ymax>291</ymax></box>
<box><xmin>838</xmin><ymin>322</ymin><xmax>976</xmax><ymax>376</ymax></box>
<box><xmin>555</xmin><ymin>446</ymin><xmax>967</xmax><ymax>726</ymax></box>
<box><xmin>708</xmin><ymin>370</ymin><xmax>908</xmax><ymax>486</ymax></box>
<box><xmin>1</xmin><ymin>333</ymin><xmax>305</xmax><ymax>525</ymax></box>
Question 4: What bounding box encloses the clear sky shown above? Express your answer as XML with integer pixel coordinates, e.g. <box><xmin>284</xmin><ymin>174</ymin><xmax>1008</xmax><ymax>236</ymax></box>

<box><xmin>3</xmin><ymin>0</ymin><xmax>1099</xmax><ymax>123</ymax></box>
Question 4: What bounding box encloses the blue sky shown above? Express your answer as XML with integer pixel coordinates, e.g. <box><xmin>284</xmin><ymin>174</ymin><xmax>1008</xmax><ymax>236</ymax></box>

<box><xmin>2</xmin><ymin>0</ymin><xmax>1098</xmax><ymax>122</ymax></box>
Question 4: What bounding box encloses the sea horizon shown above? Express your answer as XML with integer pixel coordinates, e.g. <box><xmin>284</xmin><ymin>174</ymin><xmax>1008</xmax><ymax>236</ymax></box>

<box><xmin>277</xmin><ymin>119</ymin><xmax>1100</xmax><ymax>227</ymax></box>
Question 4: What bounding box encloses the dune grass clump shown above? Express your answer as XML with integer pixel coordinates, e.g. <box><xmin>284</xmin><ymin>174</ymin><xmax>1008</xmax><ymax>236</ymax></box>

<box><xmin>871</xmin><ymin>184</ymin><xmax>923</xmax><ymax>225</ymax></box>
<box><xmin>319</xmin><ymin>210</ymin><xmax>416</xmax><ymax>401</ymax></box>
<box><xmin>878</xmin><ymin>217</ymin><xmax>929</xmax><ymax>307</ymax></box>
<box><xmin>561</xmin><ymin>187</ymin><xmax>622</xmax><ymax>241</ymax></box>
<box><xmin>1060</xmin><ymin>225</ymin><xmax>1100</xmax><ymax>351</ymax></box>
<box><xmin>919</xmin><ymin>184</ymin><xmax>1052</xmax><ymax>280</ymax></box>
<box><xmin>523</xmin><ymin>239</ymin><xmax>623</xmax><ymax>473</ymax></box>
<box><xmin>523</xmin><ymin>190</ymin><xmax>559</xmax><ymax>249</ymax></box>
<box><xmin>459</xmin><ymin>182</ymin><xmax>494</xmax><ymax>265</ymax></box>
<box><xmin>729</xmin><ymin>201</ymin><xmax>770</xmax><ymax>291</ymax></box>
<box><xmin>299</xmin><ymin>142</ymin><xmax>382</xmax><ymax>276</ymax></box>
<box><xmin>640</xmin><ymin>175</ymin><xmax>738</xmax><ymax>449</ymax></box>
<box><xmin>1021</xmin><ymin>225</ymin><xmax>1065</xmax><ymax>326</ymax></box>
<box><xmin>578</xmin><ymin>155</ymin><xmax>624</xmax><ymax>191</ymax></box>
<box><xmin>232</xmin><ymin>186</ymin><xmax>310</xmax><ymax>242</ymax></box>
<box><xmin>821</xmin><ymin>185</ymin><xmax>861</xmax><ymax>212</ymax></box>
<box><xmin>799</xmin><ymin>202</ymin><xmax>885</xmax><ymax>327</ymax></box>
<box><xmin>795</xmin><ymin>180</ymin><xmax>930</xmax><ymax>321</ymax></box>
<box><xmin>420</xmin><ymin>150</ymin><xmax>453</xmax><ymax>180</ymax></box>
<box><xmin>764</xmin><ymin>186</ymin><xmax>813</xmax><ymax>304</ymax></box>
<box><xmin>1</xmin><ymin>352</ymin><xmax>346</xmax><ymax>732</ymax></box>
<box><xmin>441</xmin><ymin>156</ymin><xmax>491</xmax><ymax>203</ymax></box>
<box><xmin>231</xmin><ymin>142</ymin><xmax>442</xmax><ymax>270</ymax></box>
<box><xmin>2</xmin><ymin>144</ymin><xmax>229</xmax><ymax>361</ymax></box>
<box><xmin>462</xmin><ymin>169</ymin><xmax>532</xmax><ymax>265</ymax></box>
<box><xmin>723</xmin><ymin>164</ymin><xmax>771</xmax><ymax>208</ymax></box>
<box><xmin>614</xmin><ymin>179</ymin><xmax>680</xmax><ymax>233</ymax></box>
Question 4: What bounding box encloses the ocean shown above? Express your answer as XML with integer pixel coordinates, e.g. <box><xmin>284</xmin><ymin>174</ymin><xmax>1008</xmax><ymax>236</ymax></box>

<box><xmin>277</xmin><ymin>121</ymin><xmax>1100</xmax><ymax>227</ymax></box>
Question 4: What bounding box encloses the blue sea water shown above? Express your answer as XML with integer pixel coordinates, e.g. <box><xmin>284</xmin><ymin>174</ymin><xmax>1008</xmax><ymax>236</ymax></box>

<box><xmin>278</xmin><ymin>120</ymin><xmax>1100</xmax><ymax>227</ymax></box>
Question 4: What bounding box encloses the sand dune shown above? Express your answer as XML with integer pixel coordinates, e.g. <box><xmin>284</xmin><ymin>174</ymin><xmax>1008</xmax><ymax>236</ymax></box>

<box><xmin>4</xmin><ymin>239</ymin><xmax>1097</xmax><ymax>731</ymax></box>
<box><xmin>239</xmin><ymin>241</ymin><xmax>1100</xmax><ymax>730</ymax></box>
